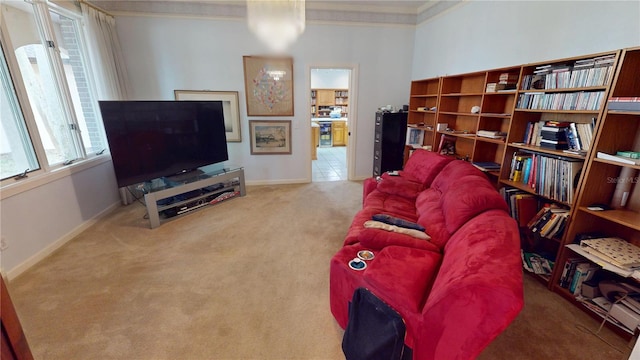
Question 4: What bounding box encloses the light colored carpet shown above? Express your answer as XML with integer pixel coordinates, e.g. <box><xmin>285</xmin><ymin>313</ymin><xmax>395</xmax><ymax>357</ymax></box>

<box><xmin>7</xmin><ymin>182</ymin><xmax>635</xmax><ymax>359</ymax></box>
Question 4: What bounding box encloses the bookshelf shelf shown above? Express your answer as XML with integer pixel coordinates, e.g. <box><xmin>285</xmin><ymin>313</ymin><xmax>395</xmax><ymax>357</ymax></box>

<box><xmin>438</xmin><ymin>111</ymin><xmax>479</xmax><ymax>117</ymax></box>
<box><xmin>508</xmin><ymin>143</ymin><xmax>587</xmax><ymax>160</ymax></box>
<box><xmin>484</xmin><ymin>91</ymin><xmax>518</xmax><ymax>95</ymax></box>
<box><xmin>514</xmin><ymin>109</ymin><xmax>601</xmax><ymax>115</ymax></box>
<box><xmin>500</xmin><ymin>180</ymin><xmax>571</xmax><ymax>206</ymax></box>
<box><xmin>410</xmin><ymin>110</ymin><xmax>437</xmax><ymax>114</ymax></box>
<box><xmin>578</xmin><ymin>207</ymin><xmax>640</xmax><ymax>231</ymax></box>
<box><xmin>519</xmin><ymin>86</ymin><xmax>608</xmax><ymax>93</ymax></box>
<box><xmin>609</xmin><ymin>110</ymin><xmax>640</xmax><ymax>116</ymax></box>
<box><xmin>410</xmin><ymin>94</ymin><xmax>438</xmax><ymax>98</ymax></box>
<box><xmin>480</xmin><ymin>113</ymin><xmax>512</xmax><ymax>118</ymax></box>
<box><xmin>476</xmin><ymin>137</ymin><xmax>506</xmax><ymax>144</ymax></box>
<box><xmin>592</xmin><ymin>158</ymin><xmax>640</xmax><ymax>170</ymax></box>
<box><xmin>440</xmin><ymin>92</ymin><xmax>485</xmax><ymax>97</ymax></box>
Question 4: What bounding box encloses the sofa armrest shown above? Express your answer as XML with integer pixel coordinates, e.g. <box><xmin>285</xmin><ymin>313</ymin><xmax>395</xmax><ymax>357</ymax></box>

<box><xmin>362</xmin><ymin>177</ymin><xmax>379</xmax><ymax>206</ymax></box>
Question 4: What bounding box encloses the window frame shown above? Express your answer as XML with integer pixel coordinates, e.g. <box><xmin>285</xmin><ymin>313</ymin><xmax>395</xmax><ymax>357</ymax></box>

<box><xmin>0</xmin><ymin>0</ymin><xmax>111</xmax><ymax>195</ymax></box>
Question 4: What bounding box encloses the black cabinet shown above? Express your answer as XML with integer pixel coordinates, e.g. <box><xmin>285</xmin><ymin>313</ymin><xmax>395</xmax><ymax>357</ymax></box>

<box><xmin>373</xmin><ymin>111</ymin><xmax>408</xmax><ymax>176</ymax></box>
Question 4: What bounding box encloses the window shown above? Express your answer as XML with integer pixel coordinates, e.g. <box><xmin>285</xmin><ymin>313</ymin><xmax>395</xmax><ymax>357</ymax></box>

<box><xmin>0</xmin><ymin>0</ymin><xmax>106</xmax><ymax>183</ymax></box>
<box><xmin>0</xmin><ymin>43</ymin><xmax>40</xmax><ymax>180</ymax></box>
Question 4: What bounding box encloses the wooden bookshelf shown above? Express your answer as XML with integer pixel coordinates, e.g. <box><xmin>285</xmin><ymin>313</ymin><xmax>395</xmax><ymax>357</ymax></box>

<box><xmin>547</xmin><ymin>47</ymin><xmax>640</xmax><ymax>338</ymax></box>
<box><xmin>405</xmin><ymin>46</ymin><xmax>639</xmax><ymax>339</ymax></box>
<box><xmin>310</xmin><ymin>88</ymin><xmax>348</xmax><ymax>118</ymax></box>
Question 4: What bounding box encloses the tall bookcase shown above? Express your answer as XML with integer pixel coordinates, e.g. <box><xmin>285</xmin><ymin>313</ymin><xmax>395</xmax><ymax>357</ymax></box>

<box><xmin>406</xmin><ymin>47</ymin><xmax>638</xmax><ymax>338</ymax></box>
<box><xmin>549</xmin><ymin>47</ymin><xmax>640</xmax><ymax>337</ymax></box>
<box><xmin>406</xmin><ymin>77</ymin><xmax>441</xmax><ymax>159</ymax></box>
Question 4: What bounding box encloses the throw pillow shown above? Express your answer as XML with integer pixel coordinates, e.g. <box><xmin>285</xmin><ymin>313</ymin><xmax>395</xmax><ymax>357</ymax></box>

<box><xmin>364</xmin><ymin>220</ymin><xmax>430</xmax><ymax>240</ymax></box>
<box><xmin>372</xmin><ymin>214</ymin><xmax>426</xmax><ymax>232</ymax></box>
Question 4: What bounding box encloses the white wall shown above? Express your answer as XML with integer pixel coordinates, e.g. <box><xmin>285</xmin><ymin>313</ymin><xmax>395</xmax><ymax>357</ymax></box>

<box><xmin>311</xmin><ymin>68</ymin><xmax>350</xmax><ymax>89</ymax></box>
<box><xmin>114</xmin><ymin>16</ymin><xmax>415</xmax><ymax>181</ymax></box>
<box><xmin>412</xmin><ymin>1</ymin><xmax>640</xmax><ymax>79</ymax></box>
<box><xmin>0</xmin><ymin>161</ymin><xmax>121</xmax><ymax>277</ymax></box>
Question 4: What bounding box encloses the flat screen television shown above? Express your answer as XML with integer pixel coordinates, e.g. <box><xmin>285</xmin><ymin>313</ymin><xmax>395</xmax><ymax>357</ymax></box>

<box><xmin>99</xmin><ymin>100</ymin><xmax>228</xmax><ymax>188</ymax></box>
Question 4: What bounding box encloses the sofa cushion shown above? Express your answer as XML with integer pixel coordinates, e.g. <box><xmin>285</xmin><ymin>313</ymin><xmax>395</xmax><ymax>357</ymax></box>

<box><xmin>363</xmin><ymin>246</ymin><xmax>442</xmax><ymax>314</ymax></box>
<box><xmin>358</xmin><ymin>227</ymin><xmax>440</xmax><ymax>252</ymax></box>
<box><xmin>441</xmin><ymin>175</ymin><xmax>509</xmax><ymax>234</ymax></box>
<box><xmin>431</xmin><ymin>160</ymin><xmax>483</xmax><ymax>194</ymax></box>
<box><xmin>402</xmin><ymin>150</ymin><xmax>453</xmax><ymax>187</ymax></box>
<box><xmin>376</xmin><ymin>175</ymin><xmax>424</xmax><ymax>199</ymax></box>
<box><xmin>415</xmin><ymin>188</ymin><xmax>451</xmax><ymax>249</ymax></box>
<box><xmin>363</xmin><ymin>190</ymin><xmax>418</xmax><ymax>221</ymax></box>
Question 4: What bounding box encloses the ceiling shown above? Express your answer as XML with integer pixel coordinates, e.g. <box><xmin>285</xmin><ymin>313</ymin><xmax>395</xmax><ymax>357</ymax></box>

<box><xmin>87</xmin><ymin>0</ymin><xmax>461</xmax><ymax>25</ymax></box>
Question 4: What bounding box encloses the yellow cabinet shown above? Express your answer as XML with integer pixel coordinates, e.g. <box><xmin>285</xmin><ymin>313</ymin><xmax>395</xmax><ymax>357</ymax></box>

<box><xmin>332</xmin><ymin>121</ymin><xmax>347</xmax><ymax>146</ymax></box>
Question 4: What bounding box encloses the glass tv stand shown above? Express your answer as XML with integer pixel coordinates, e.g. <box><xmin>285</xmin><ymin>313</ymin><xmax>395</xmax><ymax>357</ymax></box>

<box><xmin>143</xmin><ymin>166</ymin><xmax>245</xmax><ymax>228</ymax></box>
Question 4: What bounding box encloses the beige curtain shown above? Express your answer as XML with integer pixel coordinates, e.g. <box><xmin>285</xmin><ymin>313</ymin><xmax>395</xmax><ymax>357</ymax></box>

<box><xmin>80</xmin><ymin>3</ymin><xmax>129</xmax><ymax>100</ymax></box>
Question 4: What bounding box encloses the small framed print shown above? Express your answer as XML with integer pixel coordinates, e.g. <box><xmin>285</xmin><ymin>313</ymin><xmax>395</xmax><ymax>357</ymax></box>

<box><xmin>249</xmin><ymin>120</ymin><xmax>292</xmax><ymax>155</ymax></box>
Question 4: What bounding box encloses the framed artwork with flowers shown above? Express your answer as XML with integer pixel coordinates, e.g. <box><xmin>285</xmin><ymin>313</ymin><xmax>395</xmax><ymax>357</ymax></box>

<box><xmin>243</xmin><ymin>56</ymin><xmax>294</xmax><ymax>116</ymax></box>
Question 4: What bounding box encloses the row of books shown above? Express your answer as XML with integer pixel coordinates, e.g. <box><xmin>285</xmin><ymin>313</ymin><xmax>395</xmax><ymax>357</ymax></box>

<box><xmin>528</xmin><ymin>206</ymin><xmax>570</xmax><ymax>240</ymax></box>
<box><xmin>521</xmin><ymin>250</ymin><xmax>554</xmax><ymax>277</ymax></box>
<box><xmin>508</xmin><ymin>152</ymin><xmax>583</xmax><ymax>204</ymax></box>
<box><xmin>521</xmin><ymin>54</ymin><xmax>616</xmax><ymax>90</ymax></box>
<box><xmin>559</xmin><ymin>258</ymin><xmax>599</xmax><ymax>295</ymax></box>
<box><xmin>608</xmin><ymin>97</ymin><xmax>640</xmax><ymax>112</ymax></box>
<box><xmin>500</xmin><ymin>188</ymin><xmax>539</xmax><ymax>227</ymax></box>
<box><xmin>516</xmin><ymin>91</ymin><xmax>605</xmax><ymax>111</ymax></box>
<box><xmin>522</xmin><ymin>120</ymin><xmax>594</xmax><ymax>152</ymax></box>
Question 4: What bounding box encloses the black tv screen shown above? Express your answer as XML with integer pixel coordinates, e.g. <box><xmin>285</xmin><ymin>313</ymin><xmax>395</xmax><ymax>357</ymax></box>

<box><xmin>99</xmin><ymin>101</ymin><xmax>228</xmax><ymax>188</ymax></box>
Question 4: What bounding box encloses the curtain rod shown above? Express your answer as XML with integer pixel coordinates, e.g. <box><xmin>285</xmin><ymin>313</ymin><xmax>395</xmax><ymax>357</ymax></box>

<box><xmin>78</xmin><ymin>0</ymin><xmax>114</xmax><ymax>17</ymax></box>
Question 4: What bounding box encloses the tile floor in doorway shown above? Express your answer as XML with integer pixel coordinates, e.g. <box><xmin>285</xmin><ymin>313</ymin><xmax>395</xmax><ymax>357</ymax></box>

<box><xmin>313</xmin><ymin>146</ymin><xmax>347</xmax><ymax>182</ymax></box>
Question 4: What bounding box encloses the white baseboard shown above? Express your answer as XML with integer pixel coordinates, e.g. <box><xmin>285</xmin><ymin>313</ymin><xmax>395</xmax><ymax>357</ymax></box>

<box><xmin>245</xmin><ymin>178</ymin><xmax>310</xmax><ymax>186</ymax></box>
<box><xmin>6</xmin><ymin>201</ymin><xmax>122</xmax><ymax>281</ymax></box>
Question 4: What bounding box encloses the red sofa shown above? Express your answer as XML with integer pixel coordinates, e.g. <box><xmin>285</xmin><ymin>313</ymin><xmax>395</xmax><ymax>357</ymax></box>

<box><xmin>330</xmin><ymin>150</ymin><xmax>524</xmax><ymax>360</ymax></box>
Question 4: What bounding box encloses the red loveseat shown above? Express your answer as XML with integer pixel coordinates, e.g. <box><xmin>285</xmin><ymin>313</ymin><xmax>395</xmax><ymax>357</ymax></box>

<box><xmin>330</xmin><ymin>150</ymin><xmax>524</xmax><ymax>360</ymax></box>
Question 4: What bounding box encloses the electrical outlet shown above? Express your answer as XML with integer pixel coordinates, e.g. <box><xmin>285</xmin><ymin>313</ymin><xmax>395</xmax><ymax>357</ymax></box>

<box><xmin>0</xmin><ymin>237</ymin><xmax>7</xmax><ymax>251</ymax></box>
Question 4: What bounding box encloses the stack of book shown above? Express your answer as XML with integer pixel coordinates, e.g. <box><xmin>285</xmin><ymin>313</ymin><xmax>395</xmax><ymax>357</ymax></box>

<box><xmin>477</xmin><ymin>129</ymin><xmax>506</xmax><ymax>139</ymax></box>
<box><xmin>580</xmin><ymin>237</ymin><xmax>640</xmax><ymax>271</ymax></box>
<box><xmin>527</xmin><ymin>206</ymin><xmax>570</xmax><ymax>239</ymax></box>
<box><xmin>558</xmin><ymin>258</ymin><xmax>599</xmax><ymax>295</ymax></box>
<box><xmin>608</xmin><ymin>97</ymin><xmax>640</xmax><ymax>112</ymax></box>
<box><xmin>596</xmin><ymin>151</ymin><xmax>640</xmax><ymax>165</ymax></box>
<box><xmin>522</xmin><ymin>120</ymin><xmax>594</xmax><ymax>152</ymax></box>
<box><xmin>471</xmin><ymin>161</ymin><xmax>501</xmax><ymax>172</ymax></box>
<box><xmin>539</xmin><ymin>122</ymin><xmax>570</xmax><ymax>150</ymax></box>
<box><xmin>508</xmin><ymin>151</ymin><xmax>583</xmax><ymax>204</ymax></box>
<box><xmin>521</xmin><ymin>250</ymin><xmax>554</xmax><ymax>278</ymax></box>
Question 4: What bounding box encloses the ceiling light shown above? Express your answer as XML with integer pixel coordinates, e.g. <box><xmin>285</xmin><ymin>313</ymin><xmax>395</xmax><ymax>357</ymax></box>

<box><xmin>247</xmin><ymin>0</ymin><xmax>305</xmax><ymax>53</ymax></box>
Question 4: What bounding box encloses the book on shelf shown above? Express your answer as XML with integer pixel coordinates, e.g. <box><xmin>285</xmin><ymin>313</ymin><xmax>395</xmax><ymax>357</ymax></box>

<box><xmin>569</xmin><ymin>263</ymin><xmax>599</xmax><ymax>295</ymax></box>
<box><xmin>522</xmin><ymin>120</ymin><xmax>593</xmax><ymax>151</ymax></box>
<box><xmin>521</xmin><ymin>250</ymin><xmax>554</xmax><ymax>276</ymax></box>
<box><xmin>521</xmin><ymin>55</ymin><xmax>615</xmax><ymax>90</ymax></box>
<box><xmin>617</xmin><ymin>151</ymin><xmax>640</xmax><ymax>159</ymax></box>
<box><xmin>471</xmin><ymin>161</ymin><xmax>501</xmax><ymax>172</ymax></box>
<box><xmin>596</xmin><ymin>152</ymin><xmax>640</xmax><ymax>165</ymax></box>
<box><xmin>559</xmin><ymin>257</ymin><xmax>584</xmax><ymax>289</ymax></box>
<box><xmin>477</xmin><ymin>130</ymin><xmax>506</xmax><ymax>139</ymax></box>
<box><xmin>517</xmin><ymin>91</ymin><xmax>605</xmax><ymax>111</ymax></box>
<box><xmin>580</xmin><ymin>237</ymin><xmax>640</xmax><ymax>270</ymax></box>
<box><xmin>608</xmin><ymin>97</ymin><xmax>640</xmax><ymax>112</ymax></box>
<box><xmin>508</xmin><ymin>151</ymin><xmax>583</xmax><ymax>204</ymax></box>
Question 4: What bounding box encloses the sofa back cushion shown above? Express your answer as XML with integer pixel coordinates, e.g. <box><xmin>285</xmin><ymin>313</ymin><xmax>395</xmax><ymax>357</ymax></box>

<box><xmin>431</xmin><ymin>160</ymin><xmax>482</xmax><ymax>194</ymax></box>
<box><xmin>402</xmin><ymin>150</ymin><xmax>453</xmax><ymax>187</ymax></box>
<box><xmin>415</xmin><ymin>188</ymin><xmax>451</xmax><ymax>249</ymax></box>
<box><xmin>440</xmin><ymin>174</ymin><xmax>509</xmax><ymax>234</ymax></box>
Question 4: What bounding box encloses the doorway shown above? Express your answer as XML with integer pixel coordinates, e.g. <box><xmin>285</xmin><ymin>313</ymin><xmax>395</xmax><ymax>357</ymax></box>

<box><xmin>310</xmin><ymin>67</ymin><xmax>354</xmax><ymax>182</ymax></box>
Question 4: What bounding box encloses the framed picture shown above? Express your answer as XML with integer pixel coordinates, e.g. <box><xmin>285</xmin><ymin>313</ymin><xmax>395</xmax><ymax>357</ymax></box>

<box><xmin>405</xmin><ymin>127</ymin><xmax>425</xmax><ymax>148</ymax></box>
<box><xmin>174</xmin><ymin>90</ymin><xmax>242</xmax><ymax>142</ymax></box>
<box><xmin>243</xmin><ymin>56</ymin><xmax>294</xmax><ymax>116</ymax></box>
<box><xmin>438</xmin><ymin>134</ymin><xmax>457</xmax><ymax>155</ymax></box>
<box><xmin>249</xmin><ymin>120</ymin><xmax>292</xmax><ymax>155</ymax></box>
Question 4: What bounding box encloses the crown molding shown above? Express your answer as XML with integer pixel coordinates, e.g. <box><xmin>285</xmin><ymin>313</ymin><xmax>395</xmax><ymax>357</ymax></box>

<box><xmin>88</xmin><ymin>1</ymin><xmax>454</xmax><ymax>26</ymax></box>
